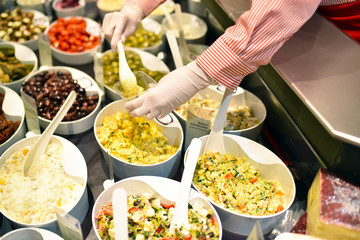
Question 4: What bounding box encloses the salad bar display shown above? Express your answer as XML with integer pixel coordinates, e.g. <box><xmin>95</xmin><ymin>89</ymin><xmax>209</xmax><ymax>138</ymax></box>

<box><xmin>0</xmin><ymin>1</ymin><xmax>358</xmax><ymax>240</ymax></box>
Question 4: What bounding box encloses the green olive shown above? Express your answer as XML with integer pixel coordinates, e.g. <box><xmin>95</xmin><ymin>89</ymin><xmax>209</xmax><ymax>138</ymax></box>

<box><xmin>124</xmin><ymin>22</ymin><xmax>161</xmax><ymax>49</ymax></box>
<box><xmin>103</xmin><ymin>50</ymin><xmax>167</xmax><ymax>88</ymax></box>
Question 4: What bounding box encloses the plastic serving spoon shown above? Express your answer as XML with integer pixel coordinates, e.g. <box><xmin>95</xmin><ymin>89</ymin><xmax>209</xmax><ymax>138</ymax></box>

<box><xmin>117</xmin><ymin>41</ymin><xmax>138</xmax><ymax>98</ymax></box>
<box><xmin>169</xmin><ymin>138</ymin><xmax>202</xmax><ymax>234</ymax></box>
<box><xmin>0</xmin><ymin>87</ymin><xmax>19</xmax><ymax>123</ymax></box>
<box><xmin>161</xmin><ymin>3</ymin><xmax>176</xmax><ymax>29</ymax></box>
<box><xmin>113</xmin><ymin>187</ymin><xmax>128</xmax><ymax>240</ymax></box>
<box><xmin>102</xmin><ymin>151</ymin><xmax>115</xmax><ymax>190</ymax></box>
<box><xmin>202</xmin><ymin>87</ymin><xmax>233</xmax><ymax>155</ymax></box>
<box><xmin>166</xmin><ymin>30</ymin><xmax>184</xmax><ymax>69</ymax></box>
<box><xmin>22</xmin><ymin>91</ymin><xmax>77</xmax><ymax>176</ymax></box>
<box><xmin>174</xmin><ymin>4</ymin><xmax>191</xmax><ymax>65</ymax></box>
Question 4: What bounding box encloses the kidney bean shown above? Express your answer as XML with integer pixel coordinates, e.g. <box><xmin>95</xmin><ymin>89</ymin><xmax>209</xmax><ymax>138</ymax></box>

<box><xmin>22</xmin><ymin>70</ymin><xmax>99</xmax><ymax>122</ymax></box>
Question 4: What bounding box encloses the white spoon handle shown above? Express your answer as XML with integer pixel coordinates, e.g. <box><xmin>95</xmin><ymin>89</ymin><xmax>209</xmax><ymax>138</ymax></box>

<box><xmin>169</xmin><ymin>138</ymin><xmax>201</xmax><ymax>234</ymax></box>
<box><xmin>175</xmin><ymin>4</ymin><xmax>190</xmax><ymax>61</ymax></box>
<box><xmin>166</xmin><ymin>30</ymin><xmax>183</xmax><ymax>69</ymax></box>
<box><xmin>113</xmin><ymin>188</ymin><xmax>128</xmax><ymax>240</ymax></box>
<box><xmin>117</xmin><ymin>41</ymin><xmax>129</xmax><ymax>81</ymax></box>
<box><xmin>22</xmin><ymin>91</ymin><xmax>77</xmax><ymax>176</ymax></box>
<box><xmin>161</xmin><ymin>4</ymin><xmax>175</xmax><ymax>28</ymax></box>
<box><xmin>203</xmin><ymin>87</ymin><xmax>233</xmax><ymax>155</ymax></box>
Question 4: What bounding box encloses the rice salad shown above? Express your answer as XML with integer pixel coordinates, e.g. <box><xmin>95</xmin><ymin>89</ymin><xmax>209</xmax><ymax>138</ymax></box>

<box><xmin>98</xmin><ymin>111</ymin><xmax>178</xmax><ymax>165</ymax></box>
<box><xmin>193</xmin><ymin>151</ymin><xmax>286</xmax><ymax>216</ymax></box>
<box><xmin>96</xmin><ymin>192</ymin><xmax>220</xmax><ymax>240</ymax></box>
<box><xmin>0</xmin><ymin>142</ymin><xmax>84</xmax><ymax>224</ymax></box>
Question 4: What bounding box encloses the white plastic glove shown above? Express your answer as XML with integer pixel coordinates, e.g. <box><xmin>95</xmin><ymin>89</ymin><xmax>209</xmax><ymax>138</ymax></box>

<box><xmin>125</xmin><ymin>61</ymin><xmax>217</xmax><ymax>119</ymax></box>
<box><xmin>101</xmin><ymin>2</ymin><xmax>144</xmax><ymax>51</ymax></box>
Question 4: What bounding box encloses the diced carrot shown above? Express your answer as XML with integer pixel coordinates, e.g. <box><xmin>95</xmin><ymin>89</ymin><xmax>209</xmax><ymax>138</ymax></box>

<box><xmin>276</xmin><ymin>204</ymin><xmax>284</xmax><ymax>213</ymax></box>
<box><xmin>238</xmin><ymin>205</ymin><xmax>246</xmax><ymax>211</ymax></box>
<box><xmin>250</xmin><ymin>177</ymin><xmax>258</xmax><ymax>184</ymax></box>
<box><xmin>275</xmin><ymin>191</ymin><xmax>285</xmax><ymax>196</ymax></box>
<box><xmin>225</xmin><ymin>172</ymin><xmax>234</xmax><ymax>180</ymax></box>
<box><xmin>23</xmin><ymin>149</ymin><xmax>29</xmax><ymax>156</ymax></box>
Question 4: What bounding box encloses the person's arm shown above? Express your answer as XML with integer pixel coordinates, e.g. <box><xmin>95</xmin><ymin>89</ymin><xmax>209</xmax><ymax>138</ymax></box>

<box><xmin>125</xmin><ymin>0</ymin><xmax>322</xmax><ymax>119</ymax></box>
<box><xmin>197</xmin><ymin>0</ymin><xmax>321</xmax><ymax>90</ymax></box>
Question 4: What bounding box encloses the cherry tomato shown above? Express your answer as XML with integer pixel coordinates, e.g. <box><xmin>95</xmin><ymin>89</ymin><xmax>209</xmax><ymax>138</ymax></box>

<box><xmin>48</xmin><ymin>17</ymin><xmax>100</xmax><ymax>53</ymax></box>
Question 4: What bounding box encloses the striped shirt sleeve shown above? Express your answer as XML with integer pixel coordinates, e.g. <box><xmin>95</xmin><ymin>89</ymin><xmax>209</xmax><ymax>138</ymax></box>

<box><xmin>197</xmin><ymin>0</ymin><xmax>322</xmax><ymax>90</ymax></box>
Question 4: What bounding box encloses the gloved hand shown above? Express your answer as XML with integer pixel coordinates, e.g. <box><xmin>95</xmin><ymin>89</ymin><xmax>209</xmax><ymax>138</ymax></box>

<box><xmin>125</xmin><ymin>61</ymin><xmax>217</xmax><ymax>119</ymax></box>
<box><xmin>101</xmin><ymin>2</ymin><xmax>144</xmax><ymax>51</ymax></box>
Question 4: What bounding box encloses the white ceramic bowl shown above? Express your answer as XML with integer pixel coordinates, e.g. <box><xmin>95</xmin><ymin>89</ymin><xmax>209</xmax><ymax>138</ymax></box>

<box><xmin>46</xmin><ymin>16</ymin><xmax>103</xmax><ymax>65</ymax></box>
<box><xmin>21</xmin><ymin>66</ymin><xmax>103</xmax><ymax>135</ymax></box>
<box><xmin>174</xmin><ymin>85</ymin><xmax>266</xmax><ymax>141</ymax></box>
<box><xmin>52</xmin><ymin>0</ymin><xmax>85</xmax><ymax>18</ymax></box>
<box><xmin>0</xmin><ymin>9</ymin><xmax>49</xmax><ymax>51</ymax></box>
<box><xmin>122</xmin><ymin>18</ymin><xmax>163</xmax><ymax>55</ymax></box>
<box><xmin>0</xmin><ymin>227</ymin><xmax>63</xmax><ymax>240</ymax></box>
<box><xmin>184</xmin><ymin>134</ymin><xmax>296</xmax><ymax>235</ymax></box>
<box><xmin>94</xmin><ymin>100</ymin><xmax>183</xmax><ymax>179</ymax></box>
<box><xmin>148</xmin><ymin>0</ymin><xmax>175</xmax><ymax>22</ymax></box>
<box><xmin>97</xmin><ymin>0</ymin><xmax>124</xmax><ymax>19</ymax></box>
<box><xmin>0</xmin><ymin>86</ymin><xmax>26</xmax><ymax>156</ymax></box>
<box><xmin>0</xmin><ymin>42</ymin><xmax>38</xmax><ymax>93</ymax></box>
<box><xmin>16</xmin><ymin>0</ymin><xmax>45</xmax><ymax>13</ymax></box>
<box><xmin>101</xmin><ymin>47</ymin><xmax>169</xmax><ymax>101</ymax></box>
<box><xmin>92</xmin><ymin>176</ymin><xmax>223</xmax><ymax>239</ymax></box>
<box><xmin>161</xmin><ymin>12</ymin><xmax>208</xmax><ymax>44</ymax></box>
<box><xmin>0</xmin><ymin>135</ymin><xmax>89</xmax><ymax>233</ymax></box>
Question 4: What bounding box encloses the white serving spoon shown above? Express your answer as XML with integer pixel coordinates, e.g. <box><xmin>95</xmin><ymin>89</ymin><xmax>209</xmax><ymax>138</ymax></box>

<box><xmin>161</xmin><ymin>3</ymin><xmax>176</xmax><ymax>29</ymax></box>
<box><xmin>117</xmin><ymin>41</ymin><xmax>138</xmax><ymax>98</ymax></box>
<box><xmin>202</xmin><ymin>87</ymin><xmax>233</xmax><ymax>155</ymax></box>
<box><xmin>112</xmin><ymin>187</ymin><xmax>128</xmax><ymax>240</ymax></box>
<box><xmin>22</xmin><ymin>91</ymin><xmax>77</xmax><ymax>176</ymax></box>
<box><xmin>169</xmin><ymin>138</ymin><xmax>202</xmax><ymax>234</ymax></box>
<box><xmin>0</xmin><ymin>87</ymin><xmax>21</xmax><ymax>123</ymax></box>
<box><xmin>166</xmin><ymin>30</ymin><xmax>184</xmax><ymax>69</ymax></box>
<box><xmin>102</xmin><ymin>151</ymin><xmax>115</xmax><ymax>190</ymax></box>
<box><xmin>174</xmin><ymin>4</ymin><xmax>191</xmax><ymax>65</ymax></box>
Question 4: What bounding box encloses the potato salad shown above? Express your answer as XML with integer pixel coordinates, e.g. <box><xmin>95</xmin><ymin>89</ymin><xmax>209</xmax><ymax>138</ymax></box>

<box><xmin>98</xmin><ymin>111</ymin><xmax>178</xmax><ymax>165</ymax></box>
<box><xmin>0</xmin><ymin>142</ymin><xmax>84</xmax><ymax>224</ymax></box>
<box><xmin>193</xmin><ymin>151</ymin><xmax>286</xmax><ymax>216</ymax></box>
<box><xmin>96</xmin><ymin>192</ymin><xmax>220</xmax><ymax>240</ymax></box>
<box><xmin>176</xmin><ymin>94</ymin><xmax>259</xmax><ymax>130</ymax></box>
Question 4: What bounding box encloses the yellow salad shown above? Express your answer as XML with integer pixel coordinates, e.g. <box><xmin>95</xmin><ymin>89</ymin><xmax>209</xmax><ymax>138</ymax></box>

<box><xmin>98</xmin><ymin>111</ymin><xmax>178</xmax><ymax>165</ymax></box>
<box><xmin>193</xmin><ymin>151</ymin><xmax>286</xmax><ymax>216</ymax></box>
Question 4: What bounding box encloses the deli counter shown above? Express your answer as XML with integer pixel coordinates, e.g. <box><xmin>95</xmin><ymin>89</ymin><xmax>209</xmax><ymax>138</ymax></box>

<box><xmin>0</xmin><ymin>0</ymin><xmax>359</xmax><ymax>239</ymax></box>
